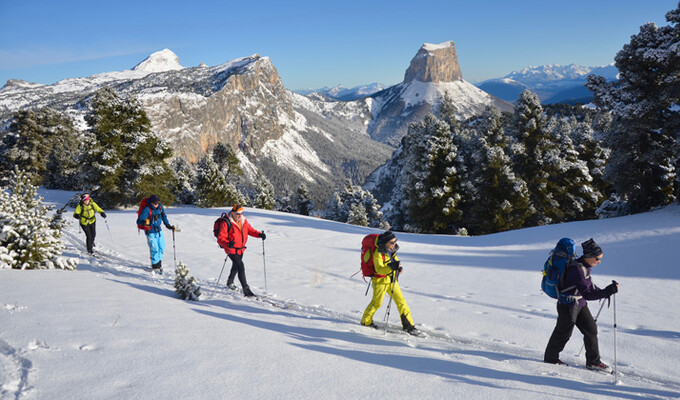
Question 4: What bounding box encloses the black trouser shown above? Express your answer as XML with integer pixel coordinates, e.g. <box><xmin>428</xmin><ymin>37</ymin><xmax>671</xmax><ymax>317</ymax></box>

<box><xmin>80</xmin><ymin>223</ymin><xmax>96</xmax><ymax>253</ymax></box>
<box><xmin>227</xmin><ymin>254</ymin><xmax>249</xmax><ymax>289</ymax></box>
<box><xmin>545</xmin><ymin>302</ymin><xmax>600</xmax><ymax>365</ymax></box>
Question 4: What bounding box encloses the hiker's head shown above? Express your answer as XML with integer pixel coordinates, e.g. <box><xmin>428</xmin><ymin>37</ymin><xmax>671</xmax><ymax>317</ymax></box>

<box><xmin>582</xmin><ymin>238</ymin><xmax>603</xmax><ymax>266</ymax></box>
<box><xmin>81</xmin><ymin>193</ymin><xmax>90</xmax><ymax>203</ymax></box>
<box><xmin>378</xmin><ymin>231</ymin><xmax>397</xmax><ymax>249</ymax></box>
<box><xmin>148</xmin><ymin>195</ymin><xmax>160</xmax><ymax>208</ymax></box>
<box><xmin>231</xmin><ymin>204</ymin><xmax>244</xmax><ymax>219</ymax></box>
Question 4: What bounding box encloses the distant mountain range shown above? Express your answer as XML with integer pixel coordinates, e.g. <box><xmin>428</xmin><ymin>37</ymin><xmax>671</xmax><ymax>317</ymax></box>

<box><xmin>303</xmin><ymin>64</ymin><xmax>620</xmax><ymax>105</ymax></box>
<box><xmin>295</xmin><ymin>83</ymin><xmax>387</xmax><ymax>102</ymax></box>
<box><xmin>476</xmin><ymin>64</ymin><xmax>619</xmax><ymax>104</ymax></box>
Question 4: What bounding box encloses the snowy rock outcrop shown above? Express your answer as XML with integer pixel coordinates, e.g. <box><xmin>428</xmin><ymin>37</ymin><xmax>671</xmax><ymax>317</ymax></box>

<box><xmin>365</xmin><ymin>41</ymin><xmax>512</xmax><ymax>146</ymax></box>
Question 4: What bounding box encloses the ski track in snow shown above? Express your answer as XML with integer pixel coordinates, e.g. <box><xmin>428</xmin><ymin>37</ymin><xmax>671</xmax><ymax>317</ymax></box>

<box><xmin>57</xmin><ymin>228</ymin><xmax>680</xmax><ymax>397</ymax></box>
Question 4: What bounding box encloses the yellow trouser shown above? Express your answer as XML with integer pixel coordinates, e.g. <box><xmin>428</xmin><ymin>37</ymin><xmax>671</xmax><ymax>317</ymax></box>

<box><xmin>361</xmin><ymin>275</ymin><xmax>413</xmax><ymax>327</ymax></box>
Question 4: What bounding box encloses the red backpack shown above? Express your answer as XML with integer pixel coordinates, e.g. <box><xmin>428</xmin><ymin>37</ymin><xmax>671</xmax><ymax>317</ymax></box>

<box><xmin>361</xmin><ymin>234</ymin><xmax>386</xmax><ymax>278</ymax></box>
<box><xmin>136</xmin><ymin>197</ymin><xmax>162</xmax><ymax>231</ymax></box>
<box><xmin>213</xmin><ymin>213</ymin><xmax>232</xmax><ymax>239</ymax></box>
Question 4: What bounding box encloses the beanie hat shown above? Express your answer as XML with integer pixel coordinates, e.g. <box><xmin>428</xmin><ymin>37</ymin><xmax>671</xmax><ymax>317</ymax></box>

<box><xmin>377</xmin><ymin>231</ymin><xmax>396</xmax><ymax>246</ymax></box>
<box><xmin>80</xmin><ymin>193</ymin><xmax>90</xmax><ymax>201</ymax></box>
<box><xmin>148</xmin><ymin>195</ymin><xmax>160</xmax><ymax>204</ymax></box>
<box><xmin>231</xmin><ymin>204</ymin><xmax>244</xmax><ymax>213</ymax></box>
<box><xmin>581</xmin><ymin>238</ymin><xmax>603</xmax><ymax>258</ymax></box>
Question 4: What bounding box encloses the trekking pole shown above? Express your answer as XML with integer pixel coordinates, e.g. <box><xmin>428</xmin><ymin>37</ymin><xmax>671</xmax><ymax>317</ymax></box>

<box><xmin>262</xmin><ymin>233</ymin><xmax>268</xmax><ymax>293</ymax></box>
<box><xmin>172</xmin><ymin>228</ymin><xmax>177</xmax><ymax>269</ymax></box>
<box><xmin>577</xmin><ymin>299</ymin><xmax>606</xmax><ymax>357</ymax></box>
<box><xmin>104</xmin><ymin>218</ymin><xmax>115</xmax><ymax>248</ymax></box>
<box><xmin>613</xmin><ymin>283</ymin><xmax>618</xmax><ymax>381</ymax></box>
<box><xmin>383</xmin><ymin>269</ymin><xmax>400</xmax><ymax>325</ymax></box>
<box><xmin>214</xmin><ymin>255</ymin><xmax>228</xmax><ymax>293</ymax></box>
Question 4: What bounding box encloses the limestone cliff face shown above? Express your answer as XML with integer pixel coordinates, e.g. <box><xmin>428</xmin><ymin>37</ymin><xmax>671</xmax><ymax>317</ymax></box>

<box><xmin>403</xmin><ymin>41</ymin><xmax>463</xmax><ymax>83</ymax></box>
<box><xmin>140</xmin><ymin>56</ymin><xmax>293</xmax><ymax>162</ymax></box>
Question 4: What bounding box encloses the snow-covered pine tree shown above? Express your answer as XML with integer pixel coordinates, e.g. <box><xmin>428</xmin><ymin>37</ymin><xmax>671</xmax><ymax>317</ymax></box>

<box><xmin>170</xmin><ymin>158</ymin><xmax>197</xmax><ymax>205</ymax></box>
<box><xmin>587</xmin><ymin>3</ymin><xmax>680</xmax><ymax>212</ymax></box>
<box><xmin>212</xmin><ymin>143</ymin><xmax>243</xmax><ymax>178</ymax></box>
<box><xmin>347</xmin><ymin>203</ymin><xmax>369</xmax><ymax>227</ymax></box>
<box><xmin>0</xmin><ymin>108</ymin><xmax>78</xmax><ymax>187</ymax></box>
<box><xmin>547</xmin><ymin>117</ymin><xmax>601</xmax><ymax>222</ymax></box>
<box><xmin>325</xmin><ymin>181</ymin><xmax>388</xmax><ymax>228</ymax></box>
<box><xmin>174</xmin><ymin>261</ymin><xmax>201</xmax><ymax>301</ymax></box>
<box><xmin>82</xmin><ymin>87</ymin><xmax>174</xmax><ymax>208</ymax></box>
<box><xmin>510</xmin><ymin>90</ymin><xmax>561</xmax><ymax>226</ymax></box>
<box><xmin>466</xmin><ymin>106</ymin><xmax>533</xmax><ymax>234</ymax></box>
<box><xmin>293</xmin><ymin>183</ymin><xmax>313</xmax><ymax>216</ymax></box>
<box><xmin>0</xmin><ymin>168</ymin><xmax>77</xmax><ymax>270</ymax></box>
<box><xmin>254</xmin><ymin>174</ymin><xmax>276</xmax><ymax>210</ymax></box>
<box><xmin>403</xmin><ymin>113</ymin><xmax>467</xmax><ymax>233</ymax></box>
<box><xmin>195</xmin><ymin>154</ymin><xmax>230</xmax><ymax>207</ymax></box>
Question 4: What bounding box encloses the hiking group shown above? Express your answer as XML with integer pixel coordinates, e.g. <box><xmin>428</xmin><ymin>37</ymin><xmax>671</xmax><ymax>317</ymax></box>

<box><xmin>77</xmin><ymin>194</ymin><xmax>620</xmax><ymax>372</ymax></box>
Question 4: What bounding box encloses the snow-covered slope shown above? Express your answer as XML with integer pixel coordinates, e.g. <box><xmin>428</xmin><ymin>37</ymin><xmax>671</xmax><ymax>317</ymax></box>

<box><xmin>1</xmin><ymin>189</ymin><xmax>679</xmax><ymax>399</ymax></box>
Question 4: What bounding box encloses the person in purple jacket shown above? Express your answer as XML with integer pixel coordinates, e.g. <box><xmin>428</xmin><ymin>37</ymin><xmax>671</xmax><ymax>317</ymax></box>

<box><xmin>544</xmin><ymin>238</ymin><xmax>619</xmax><ymax>372</ymax></box>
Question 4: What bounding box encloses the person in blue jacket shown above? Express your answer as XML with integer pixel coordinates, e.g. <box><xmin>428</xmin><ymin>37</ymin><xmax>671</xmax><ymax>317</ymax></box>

<box><xmin>136</xmin><ymin>195</ymin><xmax>175</xmax><ymax>273</ymax></box>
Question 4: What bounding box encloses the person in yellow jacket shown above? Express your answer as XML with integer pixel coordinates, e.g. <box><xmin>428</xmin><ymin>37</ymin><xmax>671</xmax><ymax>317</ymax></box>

<box><xmin>361</xmin><ymin>231</ymin><xmax>420</xmax><ymax>335</ymax></box>
<box><xmin>73</xmin><ymin>193</ymin><xmax>106</xmax><ymax>255</ymax></box>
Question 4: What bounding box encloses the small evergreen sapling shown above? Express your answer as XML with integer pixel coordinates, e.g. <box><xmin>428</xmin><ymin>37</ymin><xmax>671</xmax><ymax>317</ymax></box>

<box><xmin>174</xmin><ymin>261</ymin><xmax>201</xmax><ymax>301</ymax></box>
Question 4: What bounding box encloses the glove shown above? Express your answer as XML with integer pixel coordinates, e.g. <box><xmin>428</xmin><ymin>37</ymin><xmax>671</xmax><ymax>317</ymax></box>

<box><xmin>171</xmin><ymin>225</ymin><xmax>176</xmax><ymax>231</ymax></box>
<box><xmin>387</xmin><ymin>261</ymin><xmax>401</xmax><ymax>271</ymax></box>
<box><xmin>100</xmin><ymin>212</ymin><xmax>107</xmax><ymax>218</ymax></box>
<box><xmin>228</xmin><ymin>240</ymin><xmax>235</xmax><ymax>248</ymax></box>
<box><xmin>259</xmin><ymin>232</ymin><xmax>266</xmax><ymax>240</ymax></box>
<box><xmin>605</xmin><ymin>282</ymin><xmax>619</xmax><ymax>296</ymax></box>
<box><xmin>144</xmin><ymin>219</ymin><xmax>150</xmax><ymax>226</ymax></box>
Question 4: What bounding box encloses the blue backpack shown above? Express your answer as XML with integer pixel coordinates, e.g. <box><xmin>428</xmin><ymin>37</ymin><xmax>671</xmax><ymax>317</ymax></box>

<box><xmin>541</xmin><ymin>238</ymin><xmax>576</xmax><ymax>301</ymax></box>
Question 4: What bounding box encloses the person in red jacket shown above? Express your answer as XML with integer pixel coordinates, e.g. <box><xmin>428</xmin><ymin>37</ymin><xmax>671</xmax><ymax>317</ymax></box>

<box><xmin>216</xmin><ymin>204</ymin><xmax>266</xmax><ymax>297</ymax></box>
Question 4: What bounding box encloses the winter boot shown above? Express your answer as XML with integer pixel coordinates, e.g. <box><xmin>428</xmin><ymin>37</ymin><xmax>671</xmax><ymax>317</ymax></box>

<box><xmin>401</xmin><ymin>314</ymin><xmax>421</xmax><ymax>336</ymax></box>
<box><xmin>361</xmin><ymin>322</ymin><xmax>378</xmax><ymax>329</ymax></box>
<box><xmin>152</xmin><ymin>261</ymin><xmax>163</xmax><ymax>275</ymax></box>
<box><xmin>242</xmin><ymin>286</ymin><xmax>256</xmax><ymax>297</ymax></box>
<box><xmin>586</xmin><ymin>361</ymin><xmax>612</xmax><ymax>373</ymax></box>
<box><xmin>226</xmin><ymin>282</ymin><xmax>237</xmax><ymax>290</ymax></box>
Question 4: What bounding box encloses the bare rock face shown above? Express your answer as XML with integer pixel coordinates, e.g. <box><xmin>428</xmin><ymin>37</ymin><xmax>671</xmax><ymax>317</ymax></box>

<box><xmin>140</xmin><ymin>55</ymin><xmax>293</xmax><ymax>162</ymax></box>
<box><xmin>403</xmin><ymin>41</ymin><xmax>463</xmax><ymax>83</ymax></box>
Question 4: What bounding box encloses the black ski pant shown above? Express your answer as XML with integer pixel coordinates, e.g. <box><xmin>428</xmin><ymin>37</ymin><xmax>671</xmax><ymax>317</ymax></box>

<box><xmin>227</xmin><ymin>254</ymin><xmax>249</xmax><ymax>289</ymax></box>
<box><xmin>545</xmin><ymin>302</ymin><xmax>600</xmax><ymax>365</ymax></box>
<box><xmin>80</xmin><ymin>223</ymin><xmax>96</xmax><ymax>254</ymax></box>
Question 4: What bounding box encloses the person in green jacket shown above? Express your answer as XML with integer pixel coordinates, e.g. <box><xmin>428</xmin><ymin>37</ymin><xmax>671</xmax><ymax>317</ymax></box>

<box><xmin>73</xmin><ymin>193</ymin><xmax>106</xmax><ymax>254</ymax></box>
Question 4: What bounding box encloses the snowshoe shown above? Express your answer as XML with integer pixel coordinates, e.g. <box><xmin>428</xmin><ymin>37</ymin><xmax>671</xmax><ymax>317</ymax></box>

<box><xmin>227</xmin><ymin>283</ymin><xmax>237</xmax><ymax>290</ymax></box>
<box><xmin>586</xmin><ymin>362</ymin><xmax>612</xmax><ymax>373</ymax></box>
<box><xmin>361</xmin><ymin>322</ymin><xmax>378</xmax><ymax>329</ymax></box>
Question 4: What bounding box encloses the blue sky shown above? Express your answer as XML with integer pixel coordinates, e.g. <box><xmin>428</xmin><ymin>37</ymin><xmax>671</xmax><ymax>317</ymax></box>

<box><xmin>0</xmin><ymin>0</ymin><xmax>676</xmax><ymax>90</ymax></box>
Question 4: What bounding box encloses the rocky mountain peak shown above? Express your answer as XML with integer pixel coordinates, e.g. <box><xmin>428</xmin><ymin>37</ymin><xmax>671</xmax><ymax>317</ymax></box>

<box><xmin>403</xmin><ymin>41</ymin><xmax>463</xmax><ymax>83</ymax></box>
<box><xmin>132</xmin><ymin>49</ymin><xmax>184</xmax><ymax>73</ymax></box>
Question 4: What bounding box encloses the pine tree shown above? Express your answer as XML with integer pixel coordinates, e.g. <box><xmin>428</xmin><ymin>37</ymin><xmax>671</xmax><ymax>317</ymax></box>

<box><xmin>510</xmin><ymin>90</ymin><xmax>563</xmax><ymax>226</ymax></box>
<box><xmin>170</xmin><ymin>158</ymin><xmax>197</xmax><ymax>205</ymax></box>
<box><xmin>466</xmin><ymin>107</ymin><xmax>533</xmax><ymax>234</ymax></box>
<box><xmin>586</xmin><ymin>4</ymin><xmax>680</xmax><ymax>212</ymax></box>
<box><xmin>195</xmin><ymin>155</ymin><xmax>230</xmax><ymax>207</ymax></box>
<box><xmin>402</xmin><ymin>113</ymin><xmax>467</xmax><ymax>233</ymax></box>
<box><xmin>254</xmin><ymin>175</ymin><xmax>276</xmax><ymax>210</ymax></box>
<box><xmin>347</xmin><ymin>203</ymin><xmax>369</xmax><ymax>227</ymax></box>
<box><xmin>325</xmin><ymin>181</ymin><xmax>388</xmax><ymax>228</ymax></box>
<box><xmin>212</xmin><ymin>143</ymin><xmax>243</xmax><ymax>177</ymax></box>
<box><xmin>293</xmin><ymin>184</ymin><xmax>313</xmax><ymax>216</ymax></box>
<box><xmin>0</xmin><ymin>168</ymin><xmax>76</xmax><ymax>270</ymax></box>
<box><xmin>0</xmin><ymin>108</ymin><xmax>78</xmax><ymax>187</ymax></box>
<box><xmin>82</xmin><ymin>87</ymin><xmax>174</xmax><ymax>208</ymax></box>
<box><xmin>174</xmin><ymin>261</ymin><xmax>201</xmax><ymax>301</ymax></box>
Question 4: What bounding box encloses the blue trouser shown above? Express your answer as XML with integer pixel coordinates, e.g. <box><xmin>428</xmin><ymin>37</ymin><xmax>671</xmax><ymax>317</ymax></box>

<box><xmin>146</xmin><ymin>231</ymin><xmax>165</xmax><ymax>265</ymax></box>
